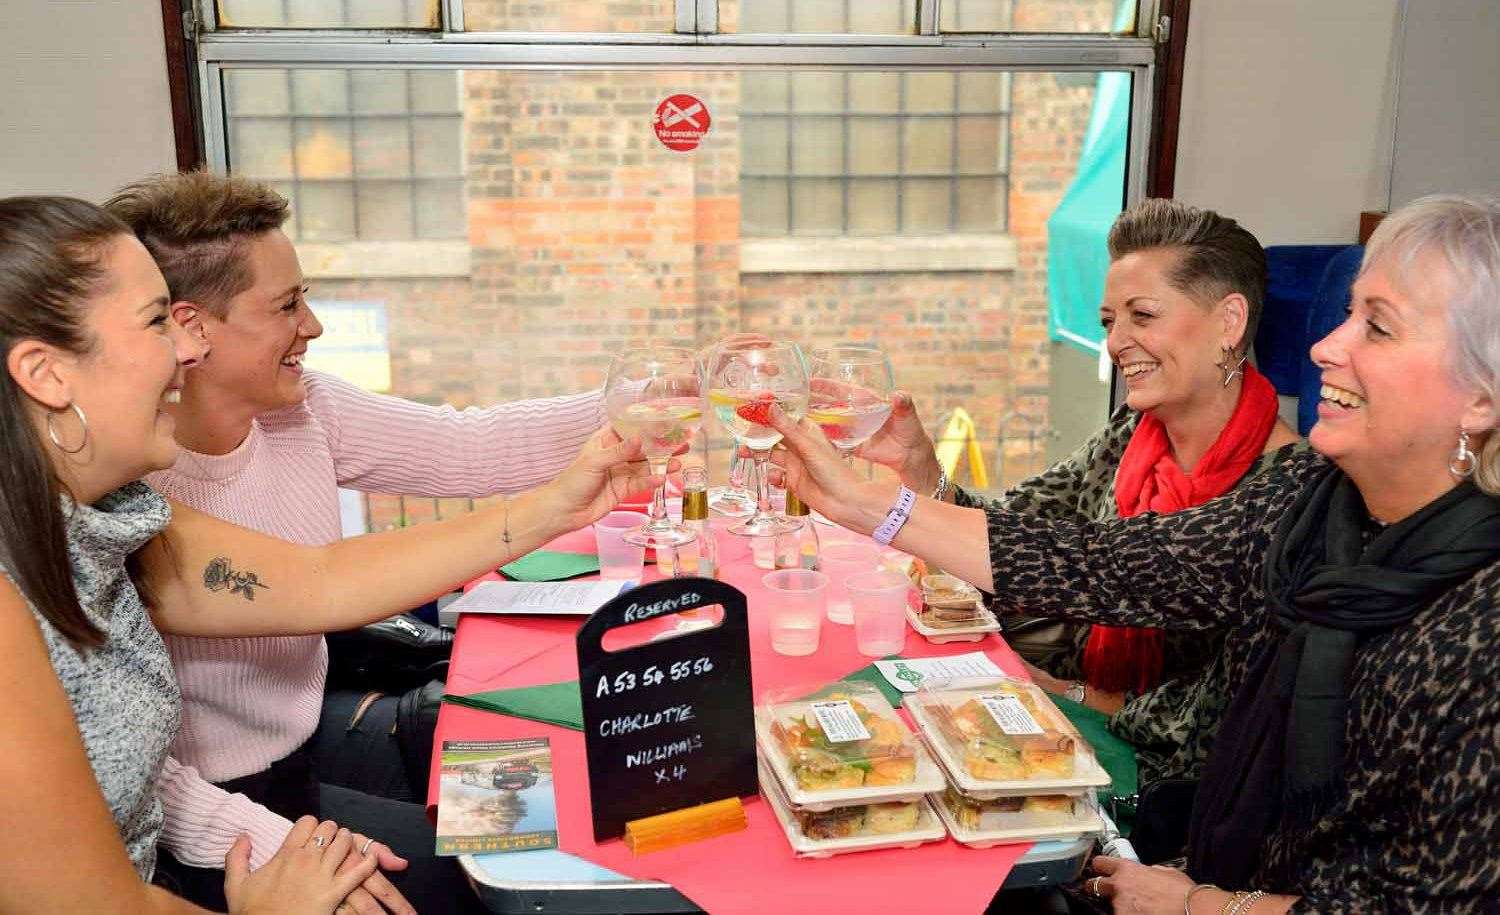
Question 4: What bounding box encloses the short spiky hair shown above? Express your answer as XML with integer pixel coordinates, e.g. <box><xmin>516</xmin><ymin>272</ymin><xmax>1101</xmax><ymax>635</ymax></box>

<box><xmin>1107</xmin><ymin>198</ymin><xmax>1267</xmax><ymax>353</ymax></box>
<box><xmin>105</xmin><ymin>170</ymin><xmax>289</xmax><ymax>318</ymax></box>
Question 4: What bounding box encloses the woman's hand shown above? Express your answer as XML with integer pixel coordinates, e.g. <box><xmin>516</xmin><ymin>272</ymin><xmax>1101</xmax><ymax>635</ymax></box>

<box><xmin>855</xmin><ymin>392</ymin><xmax>943</xmax><ymax>493</ymax></box>
<box><xmin>1086</xmin><ymin>856</ymin><xmax>1195</xmax><ymax>914</ymax></box>
<box><xmin>541</xmin><ymin>428</ymin><xmax>668</xmax><ymax>534</ymax></box>
<box><xmin>330</xmin><ymin>833</ymin><xmax>416</xmax><ymax>915</ymax></box>
<box><xmin>763</xmin><ymin>405</ymin><xmax>881</xmax><ymax>532</ymax></box>
<box><xmin>224</xmin><ymin>817</ymin><xmax>378</xmax><ymax>915</ymax></box>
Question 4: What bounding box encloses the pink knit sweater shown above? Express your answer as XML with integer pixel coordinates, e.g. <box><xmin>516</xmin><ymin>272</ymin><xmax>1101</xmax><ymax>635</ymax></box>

<box><xmin>146</xmin><ymin>371</ymin><xmax>604</xmax><ymax>868</ymax></box>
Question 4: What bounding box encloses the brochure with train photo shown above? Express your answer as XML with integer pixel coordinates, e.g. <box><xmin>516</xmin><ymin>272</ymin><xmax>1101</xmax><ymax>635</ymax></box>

<box><xmin>436</xmin><ymin>738</ymin><xmax>558</xmax><ymax>855</ymax></box>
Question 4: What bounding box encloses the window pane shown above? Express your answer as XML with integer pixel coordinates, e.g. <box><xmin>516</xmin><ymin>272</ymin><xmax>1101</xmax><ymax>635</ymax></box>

<box><xmin>296</xmin><ymin>120</ymin><xmax>354</xmax><ymax>178</ymax></box>
<box><xmin>905</xmin><ymin>73</ymin><xmax>956</xmax><ymax>113</ymax></box>
<box><xmin>742</xmin><ymin>177</ymin><xmax>789</xmax><ymax>236</ymax></box>
<box><xmin>230</xmin><ymin>118</ymin><xmax>294</xmax><ymax>178</ymax></box>
<box><xmin>742</xmin><ymin>116</ymin><xmax>789</xmax><ymax>174</ymax></box>
<box><xmin>415</xmin><ymin>180</ymin><xmax>465</xmax><ymax>238</ymax></box>
<box><xmin>957</xmin><ymin>116</ymin><xmax>1003</xmax><ymax>173</ymax></box>
<box><xmin>291</xmin><ymin>70</ymin><xmax>350</xmax><ymax>115</ymax></box>
<box><xmin>354</xmin><ymin>118</ymin><xmax>413</xmax><ymax>178</ymax></box>
<box><xmin>790</xmin><ymin>73</ymin><xmax>845</xmax><ymax>114</ymax></box>
<box><xmin>903</xmin><ymin>119</ymin><xmax>954</xmax><ymax>175</ymax></box>
<box><xmin>941</xmin><ymin>0</ymin><xmax>1135</xmax><ymax>33</ymax></box>
<box><xmin>226</xmin><ymin>70</ymin><xmax>289</xmax><ymax>116</ymax></box>
<box><xmin>741</xmin><ymin>73</ymin><xmax>788</xmax><ymax>114</ymax></box>
<box><xmin>731</xmin><ymin>0</ymin><xmax>917</xmax><ymax>33</ymax></box>
<box><xmin>791</xmin><ymin>117</ymin><xmax>843</xmax><ymax>176</ymax></box>
<box><xmin>414</xmin><ymin>116</ymin><xmax>463</xmax><ymax>177</ymax></box>
<box><xmin>410</xmin><ymin>71</ymin><xmax>460</xmax><ymax>114</ymax></box>
<box><xmin>356</xmin><ymin>180</ymin><xmax>415</xmax><ymax>239</ymax></box>
<box><xmin>957</xmin><ymin>176</ymin><xmax>1004</xmax><ymax>231</ymax></box>
<box><xmin>296</xmin><ymin>182</ymin><xmax>355</xmax><ymax>240</ymax></box>
<box><xmin>849</xmin><ymin>120</ymin><xmax>899</xmax><ymax>175</ymax></box>
<box><xmin>218</xmin><ymin>0</ymin><xmax>439</xmax><ymax>29</ymax></box>
<box><xmin>901</xmin><ymin>177</ymin><xmax>952</xmax><ymax>232</ymax></box>
<box><xmin>792</xmin><ymin>179</ymin><xmax>843</xmax><ymax>234</ymax></box>
<box><xmin>463</xmin><ymin>0</ymin><xmax>674</xmax><ymax>32</ymax></box>
<box><xmin>957</xmin><ymin>72</ymin><xmax>1009</xmax><ymax>114</ymax></box>
<box><xmin>352</xmin><ymin>71</ymin><xmax>411</xmax><ymax>115</ymax></box>
<box><xmin>848</xmin><ymin>179</ymin><xmax>899</xmax><ymax>235</ymax></box>
<box><xmin>848</xmin><ymin>73</ymin><xmax>900</xmax><ymax>113</ymax></box>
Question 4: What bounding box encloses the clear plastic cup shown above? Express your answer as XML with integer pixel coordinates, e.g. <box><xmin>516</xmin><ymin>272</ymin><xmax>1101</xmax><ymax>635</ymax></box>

<box><xmin>846</xmin><ymin>570</ymin><xmax>911</xmax><ymax>657</ymax></box>
<box><xmin>820</xmin><ymin>541</ymin><xmax>881</xmax><ymax>624</ymax></box>
<box><xmin>594</xmin><ymin>511</ymin><xmax>648</xmax><ymax>581</ymax></box>
<box><xmin>761</xmin><ymin>569</ymin><xmax>828</xmax><ymax>656</ymax></box>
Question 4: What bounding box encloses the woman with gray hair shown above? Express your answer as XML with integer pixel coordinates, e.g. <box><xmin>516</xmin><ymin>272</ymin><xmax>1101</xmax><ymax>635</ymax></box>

<box><xmin>769</xmin><ymin>193</ymin><xmax>1500</xmax><ymax>911</ymax></box>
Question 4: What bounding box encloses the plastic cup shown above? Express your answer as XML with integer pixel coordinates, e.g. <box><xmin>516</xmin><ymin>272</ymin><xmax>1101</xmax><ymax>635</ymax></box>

<box><xmin>762</xmin><ymin>569</ymin><xmax>828</xmax><ymax>657</ymax></box>
<box><xmin>846</xmin><ymin>570</ymin><xmax>911</xmax><ymax>657</ymax></box>
<box><xmin>594</xmin><ymin>511</ymin><xmax>647</xmax><ymax>581</ymax></box>
<box><xmin>820</xmin><ymin>541</ymin><xmax>881</xmax><ymax>624</ymax></box>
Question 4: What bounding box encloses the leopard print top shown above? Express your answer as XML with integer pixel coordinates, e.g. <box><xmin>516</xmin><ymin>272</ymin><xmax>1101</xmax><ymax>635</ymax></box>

<box><xmin>955</xmin><ymin>404</ymin><xmax>1304</xmax><ymax>784</ymax></box>
<box><xmin>977</xmin><ymin>446</ymin><xmax>1500</xmax><ymax>911</ymax></box>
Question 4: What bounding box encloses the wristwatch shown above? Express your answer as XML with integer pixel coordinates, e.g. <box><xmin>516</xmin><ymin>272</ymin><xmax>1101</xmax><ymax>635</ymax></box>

<box><xmin>1064</xmin><ymin>681</ymin><xmax>1087</xmax><ymax>703</ymax></box>
<box><xmin>931</xmin><ymin>470</ymin><xmax>951</xmax><ymax>502</ymax></box>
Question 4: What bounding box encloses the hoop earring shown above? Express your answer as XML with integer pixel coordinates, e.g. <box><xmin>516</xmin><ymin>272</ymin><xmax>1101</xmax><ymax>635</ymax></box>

<box><xmin>1216</xmin><ymin>345</ymin><xmax>1247</xmax><ymax>387</ymax></box>
<box><xmin>1449</xmin><ymin>429</ymin><xmax>1476</xmax><ymax>480</ymax></box>
<box><xmin>46</xmin><ymin>403</ymin><xmax>90</xmax><ymax>455</ymax></box>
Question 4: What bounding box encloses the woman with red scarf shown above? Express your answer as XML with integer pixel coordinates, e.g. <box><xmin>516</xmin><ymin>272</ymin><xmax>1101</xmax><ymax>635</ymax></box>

<box><xmin>858</xmin><ymin>198</ymin><xmax>1300</xmax><ymax>784</ymax></box>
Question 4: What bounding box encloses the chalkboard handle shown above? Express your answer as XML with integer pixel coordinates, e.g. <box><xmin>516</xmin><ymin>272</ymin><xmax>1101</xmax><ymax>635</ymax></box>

<box><xmin>577</xmin><ymin>576</ymin><xmax>747</xmax><ymax>656</ymax></box>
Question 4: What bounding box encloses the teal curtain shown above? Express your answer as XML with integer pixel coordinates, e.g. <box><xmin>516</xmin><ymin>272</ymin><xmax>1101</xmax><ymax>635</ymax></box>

<box><xmin>1044</xmin><ymin>0</ymin><xmax>1134</xmax><ymax>355</ymax></box>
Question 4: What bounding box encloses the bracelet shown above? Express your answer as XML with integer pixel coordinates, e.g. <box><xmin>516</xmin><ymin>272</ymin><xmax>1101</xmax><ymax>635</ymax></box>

<box><xmin>872</xmin><ymin>485</ymin><xmax>916</xmax><ymax>546</ymax></box>
<box><xmin>1183</xmin><ymin>883</ymin><xmax>1219</xmax><ymax>915</ymax></box>
<box><xmin>1227</xmin><ymin>890</ymin><xmax>1267</xmax><ymax>915</ymax></box>
<box><xmin>931</xmin><ymin>470</ymin><xmax>951</xmax><ymax>502</ymax></box>
<box><xmin>1219</xmin><ymin>893</ymin><xmax>1248</xmax><ymax>915</ymax></box>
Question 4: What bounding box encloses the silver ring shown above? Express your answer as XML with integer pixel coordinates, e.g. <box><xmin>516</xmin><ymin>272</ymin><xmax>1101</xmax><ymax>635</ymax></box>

<box><xmin>1089</xmin><ymin>876</ymin><xmax>1103</xmax><ymax>896</ymax></box>
<box><xmin>312</xmin><ymin>835</ymin><xmax>328</xmax><ymax>848</ymax></box>
<box><xmin>360</xmin><ymin>837</ymin><xmax>376</xmax><ymax>856</ymax></box>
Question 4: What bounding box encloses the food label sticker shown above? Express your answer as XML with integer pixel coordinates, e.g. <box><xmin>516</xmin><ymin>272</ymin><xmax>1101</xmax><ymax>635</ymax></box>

<box><xmin>977</xmin><ymin>695</ymin><xmax>1044</xmax><ymax>736</ymax></box>
<box><xmin>810</xmin><ymin>700</ymin><xmax>872</xmax><ymax>743</ymax></box>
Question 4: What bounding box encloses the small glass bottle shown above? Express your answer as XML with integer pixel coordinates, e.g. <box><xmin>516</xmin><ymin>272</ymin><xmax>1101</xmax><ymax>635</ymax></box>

<box><xmin>775</xmin><ymin>490</ymin><xmax>821</xmax><ymax>570</ymax></box>
<box><xmin>667</xmin><ymin>467</ymin><xmax>719</xmax><ymax>580</ymax></box>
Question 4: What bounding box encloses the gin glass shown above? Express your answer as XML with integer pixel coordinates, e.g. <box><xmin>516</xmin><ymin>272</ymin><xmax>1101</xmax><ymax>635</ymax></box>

<box><xmin>807</xmin><ymin>344</ymin><xmax>896</xmax><ymax>461</ymax></box>
<box><xmin>604</xmin><ymin>347</ymin><xmax>703</xmax><ymax>547</ymax></box>
<box><xmin>706</xmin><ymin>340</ymin><xmax>809</xmax><ymax>537</ymax></box>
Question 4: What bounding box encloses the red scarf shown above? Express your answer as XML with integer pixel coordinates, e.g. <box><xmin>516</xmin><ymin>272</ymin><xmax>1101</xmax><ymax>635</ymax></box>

<box><xmin>1082</xmin><ymin>363</ymin><xmax>1279</xmax><ymax>694</ymax></box>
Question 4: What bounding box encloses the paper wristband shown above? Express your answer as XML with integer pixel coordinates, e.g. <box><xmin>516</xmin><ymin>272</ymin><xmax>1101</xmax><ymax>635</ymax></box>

<box><xmin>873</xmin><ymin>485</ymin><xmax>917</xmax><ymax>546</ymax></box>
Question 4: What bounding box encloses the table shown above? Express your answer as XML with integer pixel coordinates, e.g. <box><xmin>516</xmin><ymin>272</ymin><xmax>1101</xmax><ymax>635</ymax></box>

<box><xmin>429</xmin><ymin>518</ymin><xmax>1082</xmax><ymax>914</ymax></box>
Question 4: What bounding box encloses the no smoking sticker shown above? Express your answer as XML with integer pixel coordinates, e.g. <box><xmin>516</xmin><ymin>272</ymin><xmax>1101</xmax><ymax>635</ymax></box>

<box><xmin>654</xmin><ymin>93</ymin><xmax>712</xmax><ymax>151</ymax></box>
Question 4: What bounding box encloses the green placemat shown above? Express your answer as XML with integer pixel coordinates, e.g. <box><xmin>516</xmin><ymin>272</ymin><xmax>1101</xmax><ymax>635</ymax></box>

<box><xmin>1051</xmin><ymin>693</ymin><xmax>1139</xmax><ymax>833</ymax></box>
<box><xmin>500</xmin><ymin>550</ymin><xmax>600</xmax><ymax>582</ymax></box>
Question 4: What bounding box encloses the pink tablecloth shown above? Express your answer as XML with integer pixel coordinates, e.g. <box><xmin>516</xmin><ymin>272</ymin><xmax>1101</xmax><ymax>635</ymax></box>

<box><xmin>429</xmin><ymin>520</ymin><xmax>1033</xmax><ymax>914</ymax></box>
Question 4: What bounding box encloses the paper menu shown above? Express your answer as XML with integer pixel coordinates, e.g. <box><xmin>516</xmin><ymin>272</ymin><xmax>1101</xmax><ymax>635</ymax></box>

<box><xmin>438</xmin><ymin>580</ymin><xmax>635</xmax><ymax>626</ymax></box>
<box><xmin>873</xmin><ymin>651</ymin><xmax>1006</xmax><ymax>694</ymax></box>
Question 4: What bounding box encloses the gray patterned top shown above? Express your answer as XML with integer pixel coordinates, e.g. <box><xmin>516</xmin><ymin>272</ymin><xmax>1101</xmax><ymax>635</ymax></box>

<box><xmin>4</xmin><ymin>482</ymin><xmax>179</xmax><ymax>880</ymax></box>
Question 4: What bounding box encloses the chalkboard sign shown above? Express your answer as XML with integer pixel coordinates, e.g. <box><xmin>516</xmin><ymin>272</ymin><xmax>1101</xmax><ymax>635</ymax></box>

<box><xmin>576</xmin><ymin>576</ymin><xmax>757</xmax><ymax>842</ymax></box>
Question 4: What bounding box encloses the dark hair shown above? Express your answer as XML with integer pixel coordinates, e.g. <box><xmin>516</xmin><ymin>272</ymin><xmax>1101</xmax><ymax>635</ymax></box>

<box><xmin>105</xmin><ymin>170</ymin><xmax>289</xmax><ymax>318</ymax></box>
<box><xmin>1107</xmin><ymin>198</ymin><xmax>1268</xmax><ymax>354</ymax></box>
<box><xmin>0</xmin><ymin>196</ymin><xmax>132</xmax><ymax>648</ymax></box>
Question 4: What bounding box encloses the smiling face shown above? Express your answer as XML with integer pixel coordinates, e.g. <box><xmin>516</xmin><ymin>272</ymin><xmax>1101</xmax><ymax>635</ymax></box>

<box><xmin>1308</xmin><ymin>251</ymin><xmax>1488</xmax><ymax>488</ymax></box>
<box><xmin>1100</xmin><ymin>247</ymin><xmax>1245</xmax><ymax>419</ymax></box>
<box><xmin>64</xmin><ymin>235</ymin><xmax>208</xmax><ymax>482</ymax></box>
<box><xmin>190</xmin><ymin>229</ymin><xmax>323</xmax><ymax>417</ymax></box>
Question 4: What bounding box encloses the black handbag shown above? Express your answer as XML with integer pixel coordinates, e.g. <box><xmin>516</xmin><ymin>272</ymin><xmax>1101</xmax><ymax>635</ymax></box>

<box><xmin>325</xmin><ymin>612</ymin><xmax>454</xmax><ymax>694</ymax></box>
<box><xmin>1129</xmin><ymin>777</ymin><xmax>1199</xmax><ymax>865</ymax></box>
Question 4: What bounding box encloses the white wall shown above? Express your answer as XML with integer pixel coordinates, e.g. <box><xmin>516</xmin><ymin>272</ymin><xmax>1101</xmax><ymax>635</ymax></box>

<box><xmin>1173</xmin><ymin>0</ymin><xmax>1404</xmax><ymax>245</ymax></box>
<box><xmin>0</xmin><ymin>0</ymin><xmax>178</xmax><ymax>202</ymax></box>
<box><xmin>1389</xmin><ymin>0</ymin><xmax>1500</xmax><ymax>206</ymax></box>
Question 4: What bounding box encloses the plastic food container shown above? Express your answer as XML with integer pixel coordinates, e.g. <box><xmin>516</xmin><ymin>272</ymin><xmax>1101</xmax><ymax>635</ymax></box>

<box><xmin>759</xmin><ymin>759</ymin><xmax>946</xmax><ymax>858</ymax></box>
<box><xmin>755</xmin><ymin>680</ymin><xmax>945</xmax><ymax>810</ymax></box>
<box><xmin>908</xmin><ymin>678</ymin><xmax>1111</xmax><ymax>799</ymax></box>
<box><xmin>931</xmin><ymin>787</ymin><xmax>1105</xmax><ymax>848</ymax></box>
<box><xmin>905</xmin><ymin>605</ymin><xmax>1001</xmax><ymax>643</ymax></box>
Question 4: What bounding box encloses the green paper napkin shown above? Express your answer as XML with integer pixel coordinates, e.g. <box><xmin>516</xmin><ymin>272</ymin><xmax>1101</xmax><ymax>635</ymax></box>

<box><xmin>500</xmin><ymin>550</ymin><xmax>600</xmax><ymax>582</ymax></box>
<box><xmin>443</xmin><ymin>680</ymin><xmax>585</xmax><ymax>730</ymax></box>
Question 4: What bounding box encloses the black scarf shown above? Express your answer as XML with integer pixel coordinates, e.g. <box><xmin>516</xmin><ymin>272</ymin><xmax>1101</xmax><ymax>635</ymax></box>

<box><xmin>1186</xmin><ymin>468</ymin><xmax>1500</xmax><ymax>888</ymax></box>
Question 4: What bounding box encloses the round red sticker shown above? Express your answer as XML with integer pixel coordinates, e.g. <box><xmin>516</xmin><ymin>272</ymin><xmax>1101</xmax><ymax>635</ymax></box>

<box><xmin>653</xmin><ymin>94</ymin><xmax>712</xmax><ymax>152</ymax></box>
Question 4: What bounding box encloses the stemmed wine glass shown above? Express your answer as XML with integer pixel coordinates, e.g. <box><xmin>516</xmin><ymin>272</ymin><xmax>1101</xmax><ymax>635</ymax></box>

<box><xmin>706</xmin><ymin>340</ymin><xmax>810</xmax><ymax>537</ymax></box>
<box><xmin>604</xmin><ymin>347</ymin><xmax>703</xmax><ymax>547</ymax></box>
<box><xmin>707</xmin><ymin>451</ymin><xmax>757</xmax><ymax>517</ymax></box>
<box><xmin>807</xmin><ymin>344</ymin><xmax>896</xmax><ymax>462</ymax></box>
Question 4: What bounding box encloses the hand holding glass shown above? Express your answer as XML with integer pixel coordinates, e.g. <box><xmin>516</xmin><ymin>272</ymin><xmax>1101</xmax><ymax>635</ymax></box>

<box><xmin>808</xmin><ymin>344</ymin><xmax>896</xmax><ymax>459</ymax></box>
<box><xmin>706</xmin><ymin>340</ymin><xmax>809</xmax><ymax>537</ymax></box>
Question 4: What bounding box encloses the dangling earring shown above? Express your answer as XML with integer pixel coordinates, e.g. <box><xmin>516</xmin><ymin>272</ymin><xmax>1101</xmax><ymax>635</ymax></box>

<box><xmin>46</xmin><ymin>403</ymin><xmax>90</xmax><ymax>455</ymax></box>
<box><xmin>1216</xmin><ymin>344</ymin><xmax>1247</xmax><ymax>387</ymax></box>
<box><xmin>1449</xmin><ymin>428</ymin><xmax>1476</xmax><ymax>480</ymax></box>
